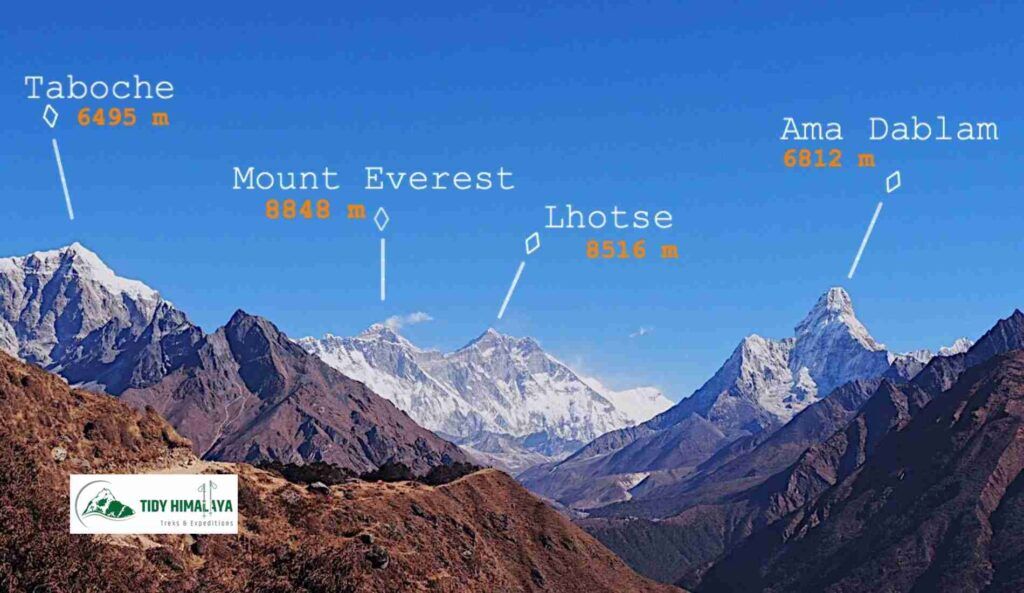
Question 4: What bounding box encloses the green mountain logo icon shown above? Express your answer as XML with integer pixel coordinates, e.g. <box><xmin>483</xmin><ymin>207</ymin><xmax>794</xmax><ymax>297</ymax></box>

<box><xmin>81</xmin><ymin>487</ymin><xmax>135</xmax><ymax>520</ymax></box>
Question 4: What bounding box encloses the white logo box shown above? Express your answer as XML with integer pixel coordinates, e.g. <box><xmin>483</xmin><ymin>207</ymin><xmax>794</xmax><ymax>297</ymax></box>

<box><xmin>70</xmin><ymin>474</ymin><xmax>238</xmax><ymax>534</ymax></box>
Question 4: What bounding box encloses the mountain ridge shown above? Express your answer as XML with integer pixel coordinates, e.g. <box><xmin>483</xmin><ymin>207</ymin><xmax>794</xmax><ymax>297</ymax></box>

<box><xmin>299</xmin><ymin>322</ymin><xmax>672</xmax><ymax>472</ymax></box>
<box><xmin>700</xmin><ymin>348</ymin><xmax>1024</xmax><ymax>593</ymax></box>
<box><xmin>0</xmin><ymin>348</ymin><xmax>682</xmax><ymax>593</ymax></box>
<box><xmin>520</xmin><ymin>286</ymin><xmax>904</xmax><ymax>510</ymax></box>
<box><xmin>580</xmin><ymin>309</ymin><xmax>1024</xmax><ymax>588</ymax></box>
<box><xmin>0</xmin><ymin>243</ymin><xmax>203</xmax><ymax>395</ymax></box>
<box><xmin>122</xmin><ymin>309</ymin><xmax>469</xmax><ymax>473</ymax></box>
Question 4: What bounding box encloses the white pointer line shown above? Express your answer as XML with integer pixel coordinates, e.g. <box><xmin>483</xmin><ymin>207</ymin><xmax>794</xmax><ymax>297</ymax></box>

<box><xmin>51</xmin><ymin>138</ymin><xmax>75</xmax><ymax>220</ymax></box>
<box><xmin>380</xmin><ymin>238</ymin><xmax>386</xmax><ymax>301</ymax></box>
<box><xmin>497</xmin><ymin>260</ymin><xmax>526</xmax><ymax>320</ymax></box>
<box><xmin>847</xmin><ymin>201</ymin><xmax>884</xmax><ymax>279</ymax></box>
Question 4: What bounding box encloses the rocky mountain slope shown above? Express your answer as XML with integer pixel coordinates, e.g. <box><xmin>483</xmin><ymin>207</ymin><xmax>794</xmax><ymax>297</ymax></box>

<box><xmin>701</xmin><ymin>348</ymin><xmax>1024</xmax><ymax>593</ymax></box>
<box><xmin>520</xmin><ymin>287</ymin><xmax>908</xmax><ymax>510</ymax></box>
<box><xmin>299</xmin><ymin>324</ymin><xmax>671</xmax><ymax>472</ymax></box>
<box><xmin>583</xmin><ymin>376</ymin><xmax>675</xmax><ymax>425</ymax></box>
<box><xmin>578</xmin><ymin>378</ymin><xmax>885</xmax><ymax>583</ymax></box>
<box><xmin>0</xmin><ymin>244</ymin><xmax>471</xmax><ymax>474</ymax></box>
<box><xmin>0</xmin><ymin>350</ymin><xmax>681</xmax><ymax>593</ymax></box>
<box><xmin>122</xmin><ymin>310</ymin><xmax>468</xmax><ymax>474</ymax></box>
<box><xmin>0</xmin><ymin>243</ymin><xmax>671</xmax><ymax>475</ymax></box>
<box><xmin>584</xmin><ymin>310</ymin><xmax>1024</xmax><ymax>589</ymax></box>
<box><xmin>0</xmin><ymin>243</ymin><xmax>203</xmax><ymax>394</ymax></box>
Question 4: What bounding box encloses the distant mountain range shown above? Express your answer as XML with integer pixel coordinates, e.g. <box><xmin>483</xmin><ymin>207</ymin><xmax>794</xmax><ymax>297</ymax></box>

<box><xmin>0</xmin><ymin>243</ymin><xmax>668</xmax><ymax>474</ymax></box>
<box><xmin>538</xmin><ymin>302</ymin><xmax>1023</xmax><ymax>592</ymax></box>
<box><xmin>299</xmin><ymin>324</ymin><xmax>672</xmax><ymax>472</ymax></box>
<box><xmin>121</xmin><ymin>310</ymin><xmax>467</xmax><ymax>473</ymax></box>
<box><xmin>697</xmin><ymin>310</ymin><xmax>1024</xmax><ymax>593</ymax></box>
<box><xmin>0</xmin><ymin>244</ymin><xmax>463</xmax><ymax>474</ymax></box>
<box><xmin>520</xmin><ymin>287</ymin><xmax>970</xmax><ymax>510</ymax></box>
<box><xmin>7</xmin><ymin>242</ymin><xmax>1023</xmax><ymax>592</ymax></box>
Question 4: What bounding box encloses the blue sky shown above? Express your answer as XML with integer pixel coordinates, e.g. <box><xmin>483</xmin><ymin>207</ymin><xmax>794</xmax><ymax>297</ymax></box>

<box><xmin>2</xmin><ymin>3</ymin><xmax>1022</xmax><ymax>400</ymax></box>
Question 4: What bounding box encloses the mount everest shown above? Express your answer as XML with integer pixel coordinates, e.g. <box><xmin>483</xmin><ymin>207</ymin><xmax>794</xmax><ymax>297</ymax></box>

<box><xmin>298</xmin><ymin>325</ymin><xmax>672</xmax><ymax>472</ymax></box>
<box><xmin>0</xmin><ymin>243</ymin><xmax>671</xmax><ymax>474</ymax></box>
<box><xmin>0</xmin><ymin>243</ymin><xmax>464</xmax><ymax>473</ymax></box>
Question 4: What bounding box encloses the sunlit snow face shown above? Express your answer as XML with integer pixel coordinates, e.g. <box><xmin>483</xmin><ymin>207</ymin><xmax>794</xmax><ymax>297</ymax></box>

<box><xmin>297</xmin><ymin>326</ymin><xmax>668</xmax><ymax>451</ymax></box>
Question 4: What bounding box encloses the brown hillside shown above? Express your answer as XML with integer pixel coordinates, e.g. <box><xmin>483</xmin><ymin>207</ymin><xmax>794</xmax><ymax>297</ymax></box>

<box><xmin>121</xmin><ymin>310</ymin><xmax>467</xmax><ymax>474</ymax></box>
<box><xmin>0</xmin><ymin>352</ymin><xmax>680</xmax><ymax>593</ymax></box>
<box><xmin>701</xmin><ymin>351</ymin><xmax>1024</xmax><ymax>593</ymax></box>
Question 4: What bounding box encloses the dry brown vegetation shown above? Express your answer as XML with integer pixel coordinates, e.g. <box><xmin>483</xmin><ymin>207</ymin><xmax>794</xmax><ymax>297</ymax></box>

<box><xmin>0</xmin><ymin>352</ymin><xmax>680</xmax><ymax>593</ymax></box>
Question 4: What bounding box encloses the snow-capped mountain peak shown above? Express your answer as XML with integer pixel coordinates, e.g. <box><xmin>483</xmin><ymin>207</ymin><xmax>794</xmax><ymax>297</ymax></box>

<box><xmin>581</xmin><ymin>376</ymin><xmax>674</xmax><ymax>424</ymax></box>
<box><xmin>300</xmin><ymin>325</ymin><xmax>662</xmax><ymax>471</ymax></box>
<box><xmin>939</xmin><ymin>337</ymin><xmax>974</xmax><ymax>356</ymax></box>
<box><xmin>359</xmin><ymin>322</ymin><xmax>396</xmax><ymax>337</ymax></box>
<box><xmin>354</xmin><ymin>323</ymin><xmax>421</xmax><ymax>349</ymax></box>
<box><xmin>454</xmin><ymin>328</ymin><xmax>547</xmax><ymax>365</ymax></box>
<box><xmin>794</xmin><ymin>286</ymin><xmax>883</xmax><ymax>351</ymax></box>
<box><xmin>896</xmin><ymin>337</ymin><xmax>976</xmax><ymax>366</ymax></box>
<box><xmin>688</xmin><ymin>287</ymin><xmax>894</xmax><ymax>429</ymax></box>
<box><xmin>0</xmin><ymin>242</ymin><xmax>160</xmax><ymax>301</ymax></box>
<box><xmin>0</xmin><ymin>243</ymin><xmax>201</xmax><ymax>394</ymax></box>
<box><xmin>459</xmin><ymin>327</ymin><xmax>501</xmax><ymax>349</ymax></box>
<box><xmin>788</xmin><ymin>286</ymin><xmax>891</xmax><ymax>399</ymax></box>
<box><xmin>900</xmin><ymin>348</ymin><xmax>935</xmax><ymax>365</ymax></box>
<box><xmin>460</xmin><ymin>327</ymin><xmax>521</xmax><ymax>350</ymax></box>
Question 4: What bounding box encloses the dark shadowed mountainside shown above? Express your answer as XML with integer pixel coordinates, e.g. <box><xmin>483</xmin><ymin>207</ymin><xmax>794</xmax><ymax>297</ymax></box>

<box><xmin>582</xmin><ymin>310</ymin><xmax>1023</xmax><ymax>588</ymax></box>
<box><xmin>521</xmin><ymin>288</ymin><xmax>903</xmax><ymax>510</ymax></box>
<box><xmin>122</xmin><ymin>310</ymin><xmax>468</xmax><ymax>474</ymax></box>
<box><xmin>580</xmin><ymin>378</ymin><xmax>883</xmax><ymax>584</ymax></box>
<box><xmin>701</xmin><ymin>349</ymin><xmax>1024</xmax><ymax>593</ymax></box>
<box><xmin>0</xmin><ymin>243</ymin><xmax>203</xmax><ymax>395</ymax></box>
<box><xmin>0</xmin><ymin>351</ymin><xmax>682</xmax><ymax>593</ymax></box>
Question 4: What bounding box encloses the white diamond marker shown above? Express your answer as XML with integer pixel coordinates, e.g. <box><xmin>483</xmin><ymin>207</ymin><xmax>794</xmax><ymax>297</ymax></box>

<box><xmin>374</xmin><ymin>207</ymin><xmax>390</xmax><ymax>231</ymax></box>
<box><xmin>525</xmin><ymin>232</ymin><xmax>541</xmax><ymax>255</ymax></box>
<box><xmin>847</xmin><ymin>170</ymin><xmax>905</xmax><ymax>278</ymax></box>
<box><xmin>43</xmin><ymin>104</ymin><xmax>59</xmax><ymax>128</ymax></box>
<box><xmin>498</xmin><ymin>231</ymin><xmax>541</xmax><ymax>319</ymax></box>
<box><xmin>373</xmin><ymin>207</ymin><xmax>390</xmax><ymax>300</ymax></box>
<box><xmin>886</xmin><ymin>170</ymin><xmax>901</xmax><ymax>194</ymax></box>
